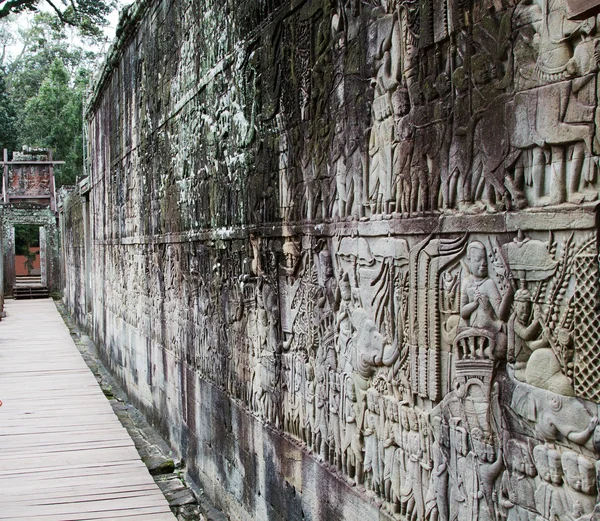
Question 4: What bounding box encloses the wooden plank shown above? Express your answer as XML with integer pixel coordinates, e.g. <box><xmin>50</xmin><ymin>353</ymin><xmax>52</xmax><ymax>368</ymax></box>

<box><xmin>0</xmin><ymin>299</ymin><xmax>176</xmax><ymax>520</ymax></box>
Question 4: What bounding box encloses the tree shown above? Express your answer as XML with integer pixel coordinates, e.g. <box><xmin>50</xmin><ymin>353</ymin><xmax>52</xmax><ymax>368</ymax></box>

<box><xmin>0</xmin><ymin>0</ymin><xmax>116</xmax><ymax>39</ymax></box>
<box><xmin>0</xmin><ymin>68</ymin><xmax>17</xmax><ymax>152</ymax></box>
<box><xmin>6</xmin><ymin>13</ymin><xmax>98</xmax><ymax>108</ymax></box>
<box><xmin>1</xmin><ymin>12</ymin><xmax>105</xmax><ymax>186</ymax></box>
<box><xmin>20</xmin><ymin>57</ymin><xmax>87</xmax><ymax>184</ymax></box>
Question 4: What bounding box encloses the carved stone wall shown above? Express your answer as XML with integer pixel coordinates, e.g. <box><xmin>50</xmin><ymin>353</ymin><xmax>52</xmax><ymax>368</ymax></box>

<box><xmin>59</xmin><ymin>186</ymin><xmax>87</xmax><ymax>327</ymax></box>
<box><xmin>64</xmin><ymin>0</ymin><xmax>600</xmax><ymax>519</ymax></box>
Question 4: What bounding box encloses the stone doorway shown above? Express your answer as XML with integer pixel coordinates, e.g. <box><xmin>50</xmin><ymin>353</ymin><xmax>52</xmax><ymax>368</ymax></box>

<box><xmin>12</xmin><ymin>224</ymin><xmax>48</xmax><ymax>298</ymax></box>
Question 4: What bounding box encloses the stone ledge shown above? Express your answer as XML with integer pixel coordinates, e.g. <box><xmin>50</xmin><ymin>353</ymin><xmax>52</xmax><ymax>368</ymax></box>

<box><xmin>97</xmin><ymin>203</ymin><xmax>599</xmax><ymax>246</ymax></box>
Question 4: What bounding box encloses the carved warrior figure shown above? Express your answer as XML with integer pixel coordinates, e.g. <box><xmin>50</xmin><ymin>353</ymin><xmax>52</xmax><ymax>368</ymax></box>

<box><xmin>499</xmin><ymin>440</ymin><xmax>537</xmax><ymax>521</ymax></box>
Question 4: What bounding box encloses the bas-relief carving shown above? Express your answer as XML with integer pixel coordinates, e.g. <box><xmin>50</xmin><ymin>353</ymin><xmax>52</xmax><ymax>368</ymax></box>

<box><xmin>178</xmin><ymin>228</ymin><xmax>599</xmax><ymax>520</ymax></box>
<box><xmin>276</xmin><ymin>0</ymin><xmax>600</xmax><ymax>223</ymax></box>
<box><xmin>77</xmin><ymin>0</ymin><xmax>600</xmax><ymax>520</ymax></box>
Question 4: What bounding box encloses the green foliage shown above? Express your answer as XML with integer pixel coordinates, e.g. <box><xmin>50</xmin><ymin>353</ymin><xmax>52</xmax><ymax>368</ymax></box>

<box><xmin>20</xmin><ymin>58</ymin><xmax>88</xmax><ymax>185</ymax></box>
<box><xmin>14</xmin><ymin>224</ymin><xmax>40</xmax><ymax>255</ymax></box>
<box><xmin>0</xmin><ymin>0</ymin><xmax>116</xmax><ymax>40</ymax></box>
<box><xmin>1</xmin><ymin>12</ymin><xmax>107</xmax><ymax>186</ymax></box>
<box><xmin>0</xmin><ymin>69</ymin><xmax>17</xmax><ymax>152</ymax></box>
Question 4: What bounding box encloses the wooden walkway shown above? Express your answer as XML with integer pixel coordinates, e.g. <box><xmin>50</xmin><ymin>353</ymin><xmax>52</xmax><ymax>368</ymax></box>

<box><xmin>0</xmin><ymin>299</ymin><xmax>176</xmax><ymax>520</ymax></box>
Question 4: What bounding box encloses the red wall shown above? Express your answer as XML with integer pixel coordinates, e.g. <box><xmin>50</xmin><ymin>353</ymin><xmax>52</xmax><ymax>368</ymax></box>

<box><xmin>15</xmin><ymin>247</ymin><xmax>40</xmax><ymax>276</ymax></box>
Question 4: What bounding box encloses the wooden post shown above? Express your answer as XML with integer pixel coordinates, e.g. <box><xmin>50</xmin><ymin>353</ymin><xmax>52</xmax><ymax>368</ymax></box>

<box><xmin>3</xmin><ymin>149</ymin><xmax>7</xmax><ymax>204</ymax></box>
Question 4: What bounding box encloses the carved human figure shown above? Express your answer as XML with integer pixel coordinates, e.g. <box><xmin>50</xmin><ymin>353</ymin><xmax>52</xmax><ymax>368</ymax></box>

<box><xmin>382</xmin><ymin>397</ymin><xmax>398</xmax><ymax>505</ymax></box>
<box><xmin>291</xmin><ymin>354</ymin><xmax>305</xmax><ymax>437</ymax></box>
<box><xmin>364</xmin><ymin>389</ymin><xmax>382</xmax><ymax>495</ymax></box>
<box><xmin>432</xmin><ymin>71</ymin><xmax>453</xmax><ymax>211</ymax></box>
<box><xmin>342</xmin><ymin>377</ymin><xmax>364</xmax><ymax>485</ymax></box>
<box><xmin>425</xmin><ymin>416</ymin><xmax>449</xmax><ymax>521</ymax></box>
<box><xmin>448</xmin><ymin>66</ymin><xmax>473</xmax><ymax>211</ymax></box>
<box><xmin>449</xmin><ymin>423</ymin><xmax>469</xmax><ymax>521</ymax></box>
<box><xmin>368</xmin><ymin>98</ymin><xmax>395</xmax><ymax>217</ymax></box>
<box><xmin>408</xmin><ymin>81</ymin><xmax>431</xmax><ymax>214</ymax></box>
<box><xmin>304</xmin><ymin>363</ymin><xmax>316</xmax><ymax>448</ymax></box>
<box><xmin>402</xmin><ymin>407</ymin><xmax>424</xmax><ymax>520</ymax></box>
<box><xmin>317</xmin><ymin>246</ymin><xmax>338</xmax><ymax>314</ymax></box>
<box><xmin>331</xmin><ymin>119</ymin><xmax>348</xmax><ymax>220</ymax></box>
<box><xmin>392</xmin><ymin>405</ymin><xmax>409</xmax><ymax>514</ymax></box>
<box><xmin>336</xmin><ymin>272</ymin><xmax>355</xmax><ymax>374</ymax></box>
<box><xmin>391</xmin><ymin>87</ymin><xmax>413</xmax><ymax>216</ymax></box>
<box><xmin>530</xmin><ymin>0</ymin><xmax>594</xmax><ymax>81</ymax></box>
<box><xmin>345</xmin><ymin>115</ymin><xmax>366</xmax><ymax>220</ymax></box>
<box><xmin>468</xmin><ymin>429</ymin><xmax>504</xmax><ymax>521</ymax></box>
<box><xmin>534</xmin><ymin>446</ymin><xmax>569</xmax><ymax>521</ymax></box>
<box><xmin>367</xmin><ymin>14</ymin><xmax>400</xmax><ymax>217</ymax></box>
<box><xmin>460</xmin><ymin>241</ymin><xmax>513</xmax><ymax>358</ymax></box>
<box><xmin>499</xmin><ymin>440</ymin><xmax>537</xmax><ymax>521</ymax></box>
<box><xmin>507</xmin><ymin>287</ymin><xmax>549</xmax><ymax>380</ymax></box>
<box><xmin>470</xmin><ymin>51</ymin><xmax>521</xmax><ymax>212</ymax></box>
<box><xmin>561</xmin><ymin>451</ymin><xmax>597</xmax><ymax>519</ymax></box>
<box><xmin>328</xmin><ymin>370</ymin><xmax>342</xmax><ymax>470</ymax></box>
<box><xmin>315</xmin><ymin>368</ymin><xmax>329</xmax><ymax>461</ymax></box>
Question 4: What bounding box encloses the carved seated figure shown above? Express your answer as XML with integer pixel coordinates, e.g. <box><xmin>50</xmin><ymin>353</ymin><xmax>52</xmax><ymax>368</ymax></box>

<box><xmin>459</xmin><ymin>241</ymin><xmax>513</xmax><ymax>359</ymax></box>
<box><xmin>507</xmin><ymin>288</ymin><xmax>549</xmax><ymax>380</ymax></box>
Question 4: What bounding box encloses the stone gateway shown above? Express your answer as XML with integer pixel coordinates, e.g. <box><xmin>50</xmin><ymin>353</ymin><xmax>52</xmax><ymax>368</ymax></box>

<box><xmin>60</xmin><ymin>0</ymin><xmax>600</xmax><ymax>519</ymax></box>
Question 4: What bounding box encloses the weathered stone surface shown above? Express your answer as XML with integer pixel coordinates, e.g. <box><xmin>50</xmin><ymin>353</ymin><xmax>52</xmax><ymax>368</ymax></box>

<box><xmin>61</xmin><ymin>0</ymin><xmax>600</xmax><ymax>520</ymax></box>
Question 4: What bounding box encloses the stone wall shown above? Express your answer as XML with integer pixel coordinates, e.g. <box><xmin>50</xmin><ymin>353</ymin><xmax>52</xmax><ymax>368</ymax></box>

<box><xmin>59</xmin><ymin>186</ymin><xmax>87</xmax><ymax>327</ymax></box>
<box><xmin>64</xmin><ymin>0</ymin><xmax>600</xmax><ymax>519</ymax></box>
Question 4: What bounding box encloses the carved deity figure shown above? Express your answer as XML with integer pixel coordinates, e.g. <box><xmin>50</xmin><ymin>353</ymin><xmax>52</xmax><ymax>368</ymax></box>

<box><xmin>460</xmin><ymin>241</ymin><xmax>513</xmax><ymax>358</ymax></box>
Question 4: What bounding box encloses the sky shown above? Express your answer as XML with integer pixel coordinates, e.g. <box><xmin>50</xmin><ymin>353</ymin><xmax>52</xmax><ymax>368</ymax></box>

<box><xmin>3</xmin><ymin>0</ymin><xmax>125</xmax><ymax>63</ymax></box>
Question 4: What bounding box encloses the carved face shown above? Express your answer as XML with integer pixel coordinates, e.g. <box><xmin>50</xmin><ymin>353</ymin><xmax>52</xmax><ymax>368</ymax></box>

<box><xmin>401</xmin><ymin>408</ymin><xmax>409</xmax><ymax>430</ymax></box>
<box><xmin>515</xmin><ymin>299</ymin><xmax>532</xmax><ymax>323</ymax></box>
<box><xmin>468</xmin><ymin>245</ymin><xmax>488</xmax><ymax>279</ymax></box>
<box><xmin>340</xmin><ymin>281</ymin><xmax>351</xmax><ymax>302</ymax></box>
<box><xmin>579</xmin><ymin>458</ymin><xmax>596</xmax><ymax>495</ymax></box>
<box><xmin>435</xmin><ymin>73</ymin><xmax>451</xmax><ymax>97</ymax></box>
<box><xmin>452</xmin><ymin>67</ymin><xmax>468</xmax><ymax>93</ymax></box>
<box><xmin>408</xmin><ymin>409</ymin><xmax>418</xmax><ymax>431</ymax></box>
<box><xmin>473</xmin><ymin>54</ymin><xmax>497</xmax><ymax>85</ymax></box>
<box><xmin>563</xmin><ymin>458</ymin><xmax>581</xmax><ymax>491</ymax></box>
<box><xmin>392</xmin><ymin>89</ymin><xmax>410</xmax><ymax>117</ymax></box>
<box><xmin>485</xmin><ymin>443</ymin><xmax>496</xmax><ymax>463</ymax></box>
<box><xmin>512</xmin><ymin>447</ymin><xmax>525</xmax><ymax>474</ymax></box>
<box><xmin>548</xmin><ymin>454</ymin><xmax>564</xmax><ymax>486</ymax></box>
<box><xmin>346</xmin><ymin>378</ymin><xmax>356</xmax><ymax>401</ymax></box>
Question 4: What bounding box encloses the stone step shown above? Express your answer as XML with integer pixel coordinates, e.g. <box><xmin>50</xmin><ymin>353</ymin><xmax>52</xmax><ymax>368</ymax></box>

<box><xmin>13</xmin><ymin>286</ymin><xmax>49</xmax><ymax>300</ymax></box>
